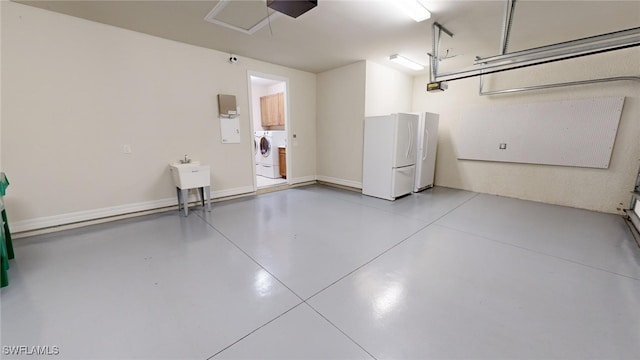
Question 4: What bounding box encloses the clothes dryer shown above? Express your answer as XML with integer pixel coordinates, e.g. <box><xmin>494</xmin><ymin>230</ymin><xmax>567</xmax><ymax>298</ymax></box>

<box><xmin>256</xmin><ymin>131</ymin><xmax>280</xmax><ymax>178</ymax></box>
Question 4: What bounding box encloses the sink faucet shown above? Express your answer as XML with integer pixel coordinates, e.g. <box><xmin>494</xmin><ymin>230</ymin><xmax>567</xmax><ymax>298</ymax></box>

<box><xmin>181</xmin><ymin>154</ymin><xmax>191</xmax><ymax>164</ymax></box>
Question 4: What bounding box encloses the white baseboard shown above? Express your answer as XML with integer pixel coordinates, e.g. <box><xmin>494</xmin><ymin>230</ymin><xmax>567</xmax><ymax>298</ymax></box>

<box><xmin>212</xmin><ymin>186</ymin><xmax>254</xmax><ymax>199</ymax></box>
<box><xmin>289</xmin><ymin>175</ymin><xmax>317</xmax><ymax>185</ymax></box>
<box><xmin>11</xmin><ymin>198</ymin><xmax>177</xmax><ymax>233</ymax></box>
<box><xmin>11</xmin><ymin>185</ymin><xmax>255</xmax><ymax>233</ymax></box>
<box><xmin>316</xmin><ymin>176</ymin><xmax>362</xmax><ymax>189</ymax></box>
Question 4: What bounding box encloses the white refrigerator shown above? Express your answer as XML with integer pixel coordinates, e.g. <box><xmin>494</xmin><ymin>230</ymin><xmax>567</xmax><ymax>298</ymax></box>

<box><xmin>362</xmin><ymin>113</ymin><xmax>418</xmax><ymax>201</ymax></box>
<box><xmin>414</xmin><ymin>112</ymin><xmax>439</xmax><ymax>192</ymax></box>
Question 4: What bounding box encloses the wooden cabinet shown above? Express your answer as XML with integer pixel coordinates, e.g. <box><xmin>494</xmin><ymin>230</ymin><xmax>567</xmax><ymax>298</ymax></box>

<box><xmin>260</xmin><ymin>92</ymin><xmax>284</xmax><ymax>127</ymax></box>
<box><xmin>278</xmin><ymin>147</ymin><xmax>286</xmax><ymax>179</ymax></box>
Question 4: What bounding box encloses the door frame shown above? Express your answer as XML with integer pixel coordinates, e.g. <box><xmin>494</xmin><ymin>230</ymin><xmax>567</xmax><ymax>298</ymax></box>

<box><xmin>246</xmin><ymin>71</ymin><xmax>291</xmax><ymax>191</ymax></box>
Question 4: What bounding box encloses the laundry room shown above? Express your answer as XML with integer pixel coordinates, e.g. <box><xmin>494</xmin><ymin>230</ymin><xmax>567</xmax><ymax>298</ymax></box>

<box><xmin>250</xmin><ymin>75</ymin><xmax>289</xmax><ymax>188</ymax></box>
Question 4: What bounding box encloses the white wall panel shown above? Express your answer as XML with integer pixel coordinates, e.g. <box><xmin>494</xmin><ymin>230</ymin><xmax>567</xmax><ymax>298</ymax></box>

<box><xmin>457</xmin><ymin>97</ymin><xmax>624</xmax><ymax>169</ymax></box>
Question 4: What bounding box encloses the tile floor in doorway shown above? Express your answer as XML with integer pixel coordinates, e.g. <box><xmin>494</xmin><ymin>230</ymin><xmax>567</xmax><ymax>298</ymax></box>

<box><xmin>256</xmin><ymin>175</ymin><xmax>287</xmax><ymax>189</ymax></box>
<box><xmin>1</xmin><ymin>185</ymin><xmax>639</xmax><ymax>359</ymax></box>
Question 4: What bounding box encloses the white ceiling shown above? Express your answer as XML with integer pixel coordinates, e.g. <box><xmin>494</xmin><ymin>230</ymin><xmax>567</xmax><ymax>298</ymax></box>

<box><xmin>15</xmin><ymin>0</ymin><xmax>640</xmax><ymax>75</ymax></box>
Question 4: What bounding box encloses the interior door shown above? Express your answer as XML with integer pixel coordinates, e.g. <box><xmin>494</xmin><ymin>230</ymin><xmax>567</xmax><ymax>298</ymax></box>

<box><xmin>393</xmin><ymin>113</ymin><xmax>418</xmax><ymax>168</ymax></box>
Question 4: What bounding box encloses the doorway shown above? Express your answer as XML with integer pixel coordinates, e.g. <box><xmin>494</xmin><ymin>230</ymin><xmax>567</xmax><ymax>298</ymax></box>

<box><xmin>248</xmin><ymin>72</ymin><xmax>289</xmax><ymax>190</ymax></box>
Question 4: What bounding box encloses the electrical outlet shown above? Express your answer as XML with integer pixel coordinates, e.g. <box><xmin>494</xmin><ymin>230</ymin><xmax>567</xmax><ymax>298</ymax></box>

<box><xmin>123</xmin><ymin>144</ymin><xmax>132</xmax><ymax>154</ymax></box>
<box><xmin>499</xmin><ymin>143</ymin><xmax>507</xmax><ymax>150</ymax></box>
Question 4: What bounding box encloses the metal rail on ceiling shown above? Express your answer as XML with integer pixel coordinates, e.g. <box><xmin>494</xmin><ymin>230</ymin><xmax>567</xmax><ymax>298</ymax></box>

<box><xmin>499</xmin><ymin>0</ymin><xmax>517</xmax><ymax>55</ymax></box>
<box><xmin>429</xmin><ymin>1</ymin><xmax>640</xmax><ymax>94</ymax></box>
<box><xmin>478</xmin><ymin>27</ymin><xmax>640</xmax><ymax>66</ymax></box>
<box><xmin>479</xmin><ymin>76</ymin><xmax>640</xmax><ymax>96</ymax></box>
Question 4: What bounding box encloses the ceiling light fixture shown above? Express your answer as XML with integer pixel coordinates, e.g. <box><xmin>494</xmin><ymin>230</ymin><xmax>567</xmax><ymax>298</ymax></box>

<box><xmin>392</xmin><ymin>0</ymin><xmax>431</xmax><ymax>22</ymax></box>
<box><xmin>389</xmin><ymin>54</ymin><xmax>424</xmax><ymax>71</ymax></box>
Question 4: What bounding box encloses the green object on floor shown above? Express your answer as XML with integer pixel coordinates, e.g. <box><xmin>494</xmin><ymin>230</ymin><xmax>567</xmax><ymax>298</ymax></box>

<box><xmin>0</xmin><ymin>223</ymin><xmax>7</xmax><ymax>269</ymax></box>
<box><xmin>2</xmin><ymin>207</ymin><xmax>13</xmax><ymax>259</ymax></box>
<box><xmin>0</xmin><ymin>172</ymin><xmax>13</xmax><ymax>287</ymax></box>
<box><xmin>0</xmin><ymin>172</ymin><xmax>8</xmax><ymax>196</ymax></box>
<box><xmin>1</xmin><ymin>224</ymin><xmax>7</xmax><ymax>287</ymax></box>
<box><xmin>0</xmin><ymin>172</ymin><xmax>13</xmax><ymax>260</ymax></box>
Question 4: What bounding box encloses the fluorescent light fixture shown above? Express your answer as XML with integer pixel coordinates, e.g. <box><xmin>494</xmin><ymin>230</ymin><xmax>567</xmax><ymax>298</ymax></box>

<box><xmin>389</xmin><ymin>54</ymin><xmax>424</xmax><ymax>71</ymax></box>
<box><xmin>392</xmin><ymin>0</ymin><xmax>431</xmax><ymax>22</ymax></box>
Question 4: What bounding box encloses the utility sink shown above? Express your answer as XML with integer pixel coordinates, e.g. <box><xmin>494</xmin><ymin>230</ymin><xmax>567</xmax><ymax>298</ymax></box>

<box><xmin>169</xmin><ymin>161</ymin><xmax>212</xmax><ymax>216</ymax></box>
<box><xmin>169</xmin><ymin>162</ymin><xmax>210</xmax><ymax>189</ymax></box>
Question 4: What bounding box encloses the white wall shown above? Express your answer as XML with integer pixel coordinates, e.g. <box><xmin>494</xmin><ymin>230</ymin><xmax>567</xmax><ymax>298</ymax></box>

<box><xmin>364</xmin><ymin>61</ymin><xmax>413</xmax><ymax>116</ymax></box>
<box><xmin>316</xmin><ymin>61</ymin><xmax>367</xmax><ymax>188</ymax></box>
<box><xmin>1</xmin><ymin>2</ymin><xmax>316</xmax><ymax>230</ymax></box>
<box><xmin>412</xmin><ymin>48</ymin><xmax>640</xmax><ymax>214</ymax></box>
<box><xmin>316</xmin><ymin>61</ymin><xmax>414</xmax><ymax>188</ymax></box>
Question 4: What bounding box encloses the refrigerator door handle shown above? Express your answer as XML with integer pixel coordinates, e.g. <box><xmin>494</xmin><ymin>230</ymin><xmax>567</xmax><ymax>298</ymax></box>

<box><xmin>406</xmin><ymin>120</ymin><xmax>413</xmax><ymax>158</ymax></box>
<box><xmin>422</xmin><ymin>129</ymin><xmax>429</xmax><ymax>161</ymax></box>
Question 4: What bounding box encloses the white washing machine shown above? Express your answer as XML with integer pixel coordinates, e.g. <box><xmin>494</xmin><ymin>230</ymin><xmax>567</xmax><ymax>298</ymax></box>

<box><xmin>254</xmin><ymin>131</ymin><xmax>265</xmax><ymax>178</ymax></box>
<box><xmin>254</xmin><ymin>131</ymin><xmax>262</xmax><ymax>165</ymax></box>
<box><xmin>257</xmin><ymin>131</ymin><xmax>286</xmax><ymax>178</ymax></box>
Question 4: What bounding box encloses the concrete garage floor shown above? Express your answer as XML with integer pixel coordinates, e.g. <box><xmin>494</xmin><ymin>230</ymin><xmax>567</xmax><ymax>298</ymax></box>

<box><xmin>2</xmin><ymin>185</ymin><xmax>639</xmax><ymax>359</ymax></box>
